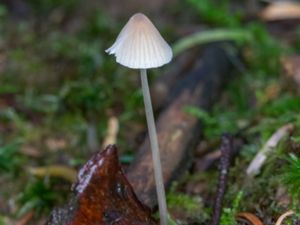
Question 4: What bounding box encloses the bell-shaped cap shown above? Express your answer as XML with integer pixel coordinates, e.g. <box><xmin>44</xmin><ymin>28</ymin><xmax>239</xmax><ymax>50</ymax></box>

<box><xmin>106</xmin><ymin>13</ymin><xmax>173</xmax><ymax>69</ymax></box>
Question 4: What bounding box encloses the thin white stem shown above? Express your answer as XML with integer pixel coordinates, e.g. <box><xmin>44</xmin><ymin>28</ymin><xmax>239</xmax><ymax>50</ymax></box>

<box><xmin>140</xmin><ymin>69</ymin><xmax>168</xmax><ymax>225</ymax></box>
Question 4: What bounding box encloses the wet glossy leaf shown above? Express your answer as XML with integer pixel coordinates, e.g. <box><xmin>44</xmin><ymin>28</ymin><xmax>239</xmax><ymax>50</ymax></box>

<box><xmin>46</xmin><ymin>145</ymin><xmax>157</xmax><ymax>225</ymax></box>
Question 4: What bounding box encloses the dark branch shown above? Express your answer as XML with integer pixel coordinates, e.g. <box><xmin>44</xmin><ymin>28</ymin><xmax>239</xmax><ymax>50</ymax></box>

<box><xmin>211</xmin><ymin>134</ymin><xmax>233</xmax><ymax>225</ymax></box>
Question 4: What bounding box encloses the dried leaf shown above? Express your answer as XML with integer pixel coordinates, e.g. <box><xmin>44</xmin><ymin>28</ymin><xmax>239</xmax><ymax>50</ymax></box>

<box><xmin>29</xmin><ymin>165</ymin><xmax>77</xmax><ymax>183</ymax></box>
<box><xmin>46</xmin><ymin>145</ymin><xmax>157</xmax><ymax>225</ymax></box>
<box><xmin>237</xmin><ymin>212</ymin><xmax>264</xmax><ymax>225</ymax></box>
<box><xmin>260</xmin><ymin>1</ymin><xmax>300</xmax><ymax>21</ymax></box>
<box><xmin>275</xmin><ymin>210</ymin><xmax>294</xmax><ymax>225</ymax></box>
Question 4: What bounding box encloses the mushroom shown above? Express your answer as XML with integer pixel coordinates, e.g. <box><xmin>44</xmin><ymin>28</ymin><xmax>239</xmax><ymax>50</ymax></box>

<box><xmin>106</xmin><ymin>13</ymin><xmax>172</xmax><ymax>225</ymax></box>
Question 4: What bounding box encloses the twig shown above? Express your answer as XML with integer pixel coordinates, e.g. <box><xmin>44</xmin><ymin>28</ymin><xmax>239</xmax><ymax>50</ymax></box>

<box><xmin>15</xmin><ymin>210</ymin><xmax>34</xmax><ymax>225</ymax></box>
<box><xmin>275</xmin><ymin>210</ymin><xmax>294</xmax><ymax>225</ymax></box>
<box><xmin>29</xmin><ymin>165</ymin><xmax>77</xmax><ymax>183</ymax></box>
<box><xmin>102</xmin><ymin>116</ymin><xmax>119</xmax><ymax>147</ymax></box>
<box><xmin>237</xmin><ymin>212</ymin><xmax>264</xmax><ymax>225</ymax></box>
<box><xmin>246</xmin><ymin>124</ymin><xmax>294</xmax><ymax>177</ymax></box>
<box><xmin>211</xmin><ymin>134</ymin><xmax>233</xmax><ymax>225</ymax></box>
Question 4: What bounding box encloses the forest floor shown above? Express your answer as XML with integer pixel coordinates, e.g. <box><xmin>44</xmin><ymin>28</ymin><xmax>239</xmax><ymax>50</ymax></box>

<box><xmin>0</xmin><ymin>1</ymin><xmax>300</xmax><ymax>225</ymax></box>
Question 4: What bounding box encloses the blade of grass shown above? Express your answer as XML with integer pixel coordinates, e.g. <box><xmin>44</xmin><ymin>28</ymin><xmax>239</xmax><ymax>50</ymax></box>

<box><xmin>173</xmin><ymin>29</ymin><xmax>251</xmax><ymax>56</ymax></box>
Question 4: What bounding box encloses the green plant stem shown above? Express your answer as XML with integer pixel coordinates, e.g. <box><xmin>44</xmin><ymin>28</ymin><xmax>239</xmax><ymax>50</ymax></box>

<box><xmin>172</xmin><ymin>29</ymin><xmax>251</xmax><ymax>56</ymax></box>
<box><xmin>140</xmin><ymin>69</ymin><xmax>168</xmax><ymax>225</ymax></box>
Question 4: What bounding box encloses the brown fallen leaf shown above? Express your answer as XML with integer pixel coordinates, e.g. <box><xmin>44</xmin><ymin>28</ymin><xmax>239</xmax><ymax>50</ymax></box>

<box><xmin>237</xmin><ymin>212</ymin><xmax>264</xmax><ymax>225</ymax></box>
<box><xmin>260</xmin><ymin>1</ymin><xmax>300</xmax><ymax>21</ymax></box>
<box><xmin>46</xmin><ymin>145</ymin><xmax>157</xmax><ymax>225</ymax></box>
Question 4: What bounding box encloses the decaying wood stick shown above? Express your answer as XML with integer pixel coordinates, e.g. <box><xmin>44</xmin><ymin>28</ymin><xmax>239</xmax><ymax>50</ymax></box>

<box><xmin>126</xmin><ymin>43</ymin><xmax>237</xmax><ymax>208</ymax></box>
<box><xmin>151</xmin><ymin>50</ymin><xmax>199</xmax><ymax>110</ymax></box>
<box><xmin>246</xmin><ymin>123</ymin><xmax>294</xmax><ymax>177</ymax></box>
<box><xmin>211</xmin><ymin>134</ymin><xmax>233</xmax><ymax>225</ymax></box>
<box><xmin>102</xmin><ymin>116</ymin><xmax>119</xmax><ymax>147</ymax></box>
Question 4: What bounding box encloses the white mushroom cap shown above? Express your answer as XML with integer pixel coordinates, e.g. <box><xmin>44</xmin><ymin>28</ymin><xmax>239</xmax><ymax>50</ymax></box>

<box><xmin>106</xmin><ymin>13</ymin><xmax>173</xmax><ymax>69</ymax></box>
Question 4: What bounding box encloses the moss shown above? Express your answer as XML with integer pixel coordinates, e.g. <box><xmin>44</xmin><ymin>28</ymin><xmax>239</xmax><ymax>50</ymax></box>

<box><xmin>282</xmin><ymin>154</ymin><xmax>300</xmax><ymax>204</ymax></box>
<box><xmin>220</xmin><ymin>191</ymin><xmax>243</xmax><ymax>225</ymax></box>
<box><xmin>167</xmin><ymin>183</ymin><xmax>208</xmax><ymax>223</ymax></box>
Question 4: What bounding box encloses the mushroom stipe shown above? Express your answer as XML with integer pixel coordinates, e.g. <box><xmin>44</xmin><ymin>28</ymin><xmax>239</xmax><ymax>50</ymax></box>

<box><xmin>106</xmin><ymin>13</ymin><xmax>173</xmax><ymax>225</ymax></box>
